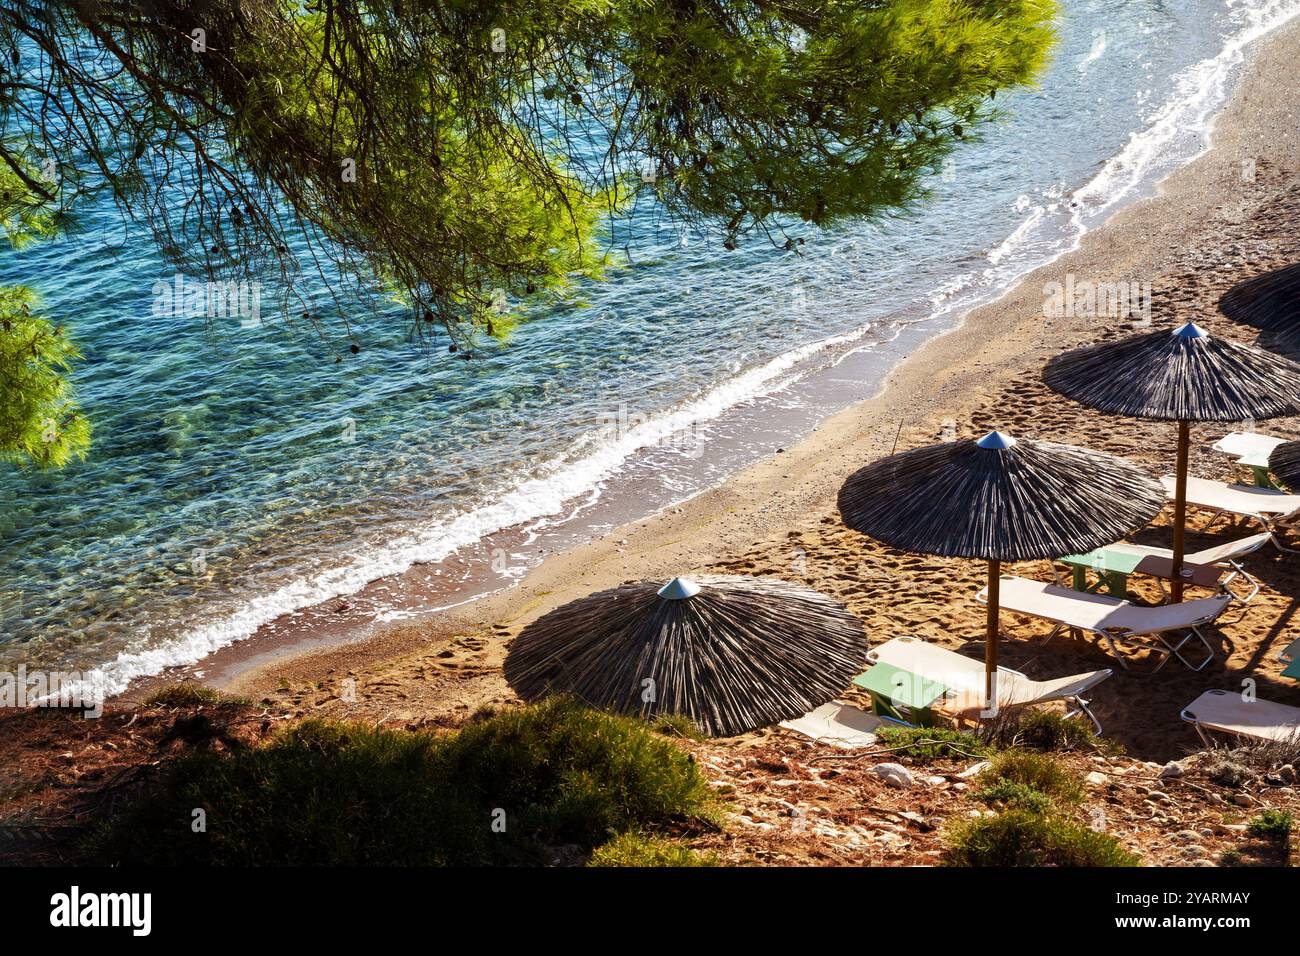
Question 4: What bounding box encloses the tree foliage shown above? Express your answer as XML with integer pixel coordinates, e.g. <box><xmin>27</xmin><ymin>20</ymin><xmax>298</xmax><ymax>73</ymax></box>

<box><xmin>0</xmin><ymin>0</ymin><xmax>1056</xmax><ymax>465</ymax></box>
<box><xmin>0</xmin><ymin>0</ymin><xmax>1057</xmax><ymax>349</ymax></box>
<box><xmin>0</xmin><ymin>162</ymin><xmax>88</xmax><ymax>467</ymax></box>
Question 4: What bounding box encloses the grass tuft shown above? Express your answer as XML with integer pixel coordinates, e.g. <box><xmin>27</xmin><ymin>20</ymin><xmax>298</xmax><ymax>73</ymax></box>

<box><xmin>644</xmin><ymin>712</ymin><xmax>707</xmax><ymax>741</ymax></box>
<box><xmin>1247</xmin><ymin>809</ymin><xmax>1293</xmax><ymax>842</ymax></box>
<box><xmin>587</xmin><ymin>832</ymin><xmax>718</xmax><ymax>867</ymax></box>
<box><xmin>876</xmin><ymin>725</ymin><xmax>990</xmax><ymax>762</ymax></box>
<box><xmin>944</xmin><ymin>810</ymin><xmax>1139</xmax><ymax>867</ymax></box>
<box><xmin>974</xmin><ymin>780</ymin><xmax>1054</xmax><ymax>814</ymax></box>
<box><xmin>978</xmin><ymin>750</ymin><xmax>1083</xmax><ymax>806</ymax></box>
<box><xmin>143</xmin><ymin>684</ymin><xmax>250</xmax><ymax>708</ymax></box>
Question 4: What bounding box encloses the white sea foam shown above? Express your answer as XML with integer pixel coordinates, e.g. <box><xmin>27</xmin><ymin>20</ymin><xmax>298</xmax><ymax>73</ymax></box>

<box><xmin>1071</xmin><ymin>0</ymin><xmax>1300</xmax><ymax>224</ymax></box>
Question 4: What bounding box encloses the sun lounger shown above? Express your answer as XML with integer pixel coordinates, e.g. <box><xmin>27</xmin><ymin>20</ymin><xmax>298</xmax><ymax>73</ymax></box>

<box><xmin>1211</xmin><ymin>432</ymin><xmax>1287</xmax><ymax>460</ymax></box>
<box><xmin>867</xmin><ymin>636</ymin><xmax>1112</xmax><ymax>732</ymax></box>
<box><xmin>1163</xmin><ymin>475</ymin><xmax>1300</xmax><ymax>552</ymax></box>
<box><xmin>979</xmin><ymin>576</ymin><xmax>1231</xmax><ymax>672</ymax></box>
<box><xmin>1104</xmin><ymin>532</ymin><xmax>1271</xmax><ymax>603</ymax></box>
<box><xmin>1180</xmin><ymin>689</ymin><xmax>1300</xmax><ymax>747</ymax></box>
<box><xmin>779</xmin><ymin>701</ymin><xmax>889</xmax><ymax>748</ymax></box>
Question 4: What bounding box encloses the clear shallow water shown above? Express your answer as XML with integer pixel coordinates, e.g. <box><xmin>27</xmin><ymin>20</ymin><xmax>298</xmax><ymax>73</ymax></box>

<box><xmin>3</xmin><ymin>0</ymin><xmax>1298</xmax><ymax>695</ymax></box>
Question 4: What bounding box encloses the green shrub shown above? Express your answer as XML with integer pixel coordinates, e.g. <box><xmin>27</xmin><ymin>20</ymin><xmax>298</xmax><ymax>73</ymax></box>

<box><xmin>143</xmin><ymin>683</ymin><xmax>248</xmax><ymax>708</ymax></box>
<box><xmin>87</xmin><ymin>697</ymin><xmax>719</xmax><ymax>866</ymax></box>
<box><xmin>974</xmin><ymin>780</ymin><xmax>1053</xmax><ymax>814</ymax></box>
<box><xmin>1247</xmin><ymin>809</ymin><xmax>1293</xmax><ymax>842</ymax></box>
<box><xmin>980</xmin><ymin>750</ymin><xmax>1082</xmax><ymax>806</ymax></box>
<box><xmin>587</xmin><ymin>832</ymin><xmax>718</xmax><ymax>867</ymax></box>
<box><xmin>644</xmin><ymin>712</ymin><xmax>706</xmax><ymax>741</ymax></box>
<box><xmin>945</xmin><ymin>810</ymin><xmax>1139</xmax><ymax>867</ymax></box>
<box><xmin>1010</xmin><ymin>712</ymin><xmax>1108</xmax><ymax>753</ymax></box>
<box><xmin>876</xmin><ymin>726</ymin><xmax>990</xmax><ymax>762</ymax></box>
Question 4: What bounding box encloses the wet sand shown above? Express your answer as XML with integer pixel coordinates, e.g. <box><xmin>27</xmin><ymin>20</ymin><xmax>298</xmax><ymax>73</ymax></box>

<box><xmin>203</xmin><ymin>20</ymin><xmax>1300</xmax><ymax>762</ymax></box>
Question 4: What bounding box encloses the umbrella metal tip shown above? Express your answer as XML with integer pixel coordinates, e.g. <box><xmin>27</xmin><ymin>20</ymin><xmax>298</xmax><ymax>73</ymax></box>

<box><xmin>657</xmin><ymin>577</ymin><xmax>702</xmax><ymax>600</ymax></box>
<box><xmin>1173</xmin><ymin>321</ymin><xmax>1209</xmax><ymax>340</ymax></box>
<box><xmin>976</xmin><ymin>430</ymin><xmax>1017</xmax><ymax>450</ymax></box>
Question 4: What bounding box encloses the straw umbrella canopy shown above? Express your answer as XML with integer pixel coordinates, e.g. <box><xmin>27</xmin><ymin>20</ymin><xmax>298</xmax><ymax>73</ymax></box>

<box><xmin>1268</xmin><ymin>440</ymin><xmax>1300</xmax><ymax>493</ymax></box>
<box><xmin>1219</xmin><ymin>262</ymin><xmax>1300</xmax><ymax>338</ymax></box>
<box><xmin>504</xmin><ymin>574</ymin><xmax>868</xmax><ymax>737</ymax></box>
<box><xmin>1044</xmin><ymin>322</ymin><xmax>1300</xmax><ymax>600</ymax></box>
<box><xmin>838</xmin><ymin>431</ymin><xmax>1165</xmax><ymax>709</ymax></box>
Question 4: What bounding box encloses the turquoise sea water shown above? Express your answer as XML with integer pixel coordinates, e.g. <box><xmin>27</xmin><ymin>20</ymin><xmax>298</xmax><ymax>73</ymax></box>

<box><xmin>3</xmin><ymin>0</ymin><xmax>1299</xmax><ymax>695</ymax></box>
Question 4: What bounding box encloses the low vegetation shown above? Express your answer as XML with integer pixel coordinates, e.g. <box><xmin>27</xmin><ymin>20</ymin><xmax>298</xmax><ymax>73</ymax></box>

<box><xmin>87</xmin><ymin>697</ymin><xmax>720</xmax><ymax>866</ymax></box>
<box><xmin>587</xmin><ymin>832</ymin><xmax>718</xmax><ymax>867</ymax></box>
<box><xmin>976</xmin><ymin>750</ymin><xmax>1084</xmax><ymax>806</ymax></box>
<box><xmin>991</xmin><ymin>711</ymin><xmax>1118</xmax><ymax>755</ymax></box>
<box><xmin>1247</xmin><ymin>809</ymin><xmax>1293</xmax><ymax>843</ymax></box>
<box><xmin>944</xmin><ymin>809</ymin><xmax>1139</xmax><ymax>867</ymax></box>
<box><xmin>876</xmin><ymin>726</ymin><xmax>991</xmax><ymax>763</ymax></box>
<box><xmin>143</xmin><ymin>683</ymin><xmax>249</xmax><ymax>708</ymax></box>
<box><xmin>950</xmin><ymin>748</ymin><xmax>1133</xmax><ymax>866</ymax></box>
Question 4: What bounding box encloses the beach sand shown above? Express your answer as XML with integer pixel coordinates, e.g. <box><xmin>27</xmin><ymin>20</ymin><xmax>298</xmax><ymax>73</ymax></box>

<box><xmin>217</xmin><ymin>19</ymin><xmax>1300</xmax><ymax>766</ymax></box>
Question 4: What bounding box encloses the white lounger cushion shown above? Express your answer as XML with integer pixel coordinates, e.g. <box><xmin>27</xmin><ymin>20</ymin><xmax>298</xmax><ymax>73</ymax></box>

<box><xmin>780</xmin><ymin>701</ymin><xmax>886</xmax><ymax>748</ymax></box>
<box><xmin>1108</xmin><ymin>532</ymin><xmax>1272</xmax><ymax>567</ymax></box>
<box><xmin>1163</xmin><ymin>475</ymin><xmax>1300</xmax><ymax>519</ymax></box>
<box><xmin>868</xmin><ymin>636</ymin><xmax>1110</xmax><ymax>711</ymax></box>
<box><xmin>1182</xmin><ymin>689</ymin><xmax>1300</xmax><ymax>743</ymax></box>
<box><xmin>990</xmin><ymin>576</ymin><xmax>1230</xmax><ymax>634</ymax></box>
<box><xmin>1212</xmin><ymin>432</ymin><xmax>1286</xmax><ymax>459</ymax></box>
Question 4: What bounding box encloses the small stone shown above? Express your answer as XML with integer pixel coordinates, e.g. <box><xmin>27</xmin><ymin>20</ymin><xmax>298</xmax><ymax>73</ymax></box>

<box><xmin>1159</xmin><ymin>761</ymin><xmax>1184</xmax><ymax>780</ymax></box>
<box><xmin>1231</xmin><ymin>793</ymin><xmax>1254</xmax><ymax>808</ymax></box>
<box><xmin>872</xmin><ymin>763</ymin><xmax>915</xmax><ymax>789</ymax></box>
<box><xmin>1279</xmin><ymin>765</ymin><xmax>1296</xmax><ymax>784</ymax></box>
<box><xmin>1085</xmin><ymin>771</ymin><xmax>1109</xmax><ymax>786</ymax></box>
<box><xmin>1173</xmin><ymin>830</ymin><xmax>1200</xmax><ymax>843</ymax></box>
<box><xmin>957</xmin><ymin>760</ymin><xmax>991</xmax><ymax>778</ymax></box>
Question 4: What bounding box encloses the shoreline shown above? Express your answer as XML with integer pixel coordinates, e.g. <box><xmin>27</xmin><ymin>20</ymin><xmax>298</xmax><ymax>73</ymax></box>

<box><xmin>147</xmin><ymin>20</ymin><xmax>1300</xmax><ymax>759</ymax></box>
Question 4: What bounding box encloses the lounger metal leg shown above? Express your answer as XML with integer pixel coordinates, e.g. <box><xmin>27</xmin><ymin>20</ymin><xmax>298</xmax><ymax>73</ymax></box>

<box><xmin>1064</xmin><ymin>695</ymin><xmax>1103</xmax><ymax>735</ymax></box>
<box><xmin>1221</xmin><ymin>564</ymin><xmax>1260</xmax><ymax>604</ymax></box>
<box><xmin>1159</xmin><ymin>627</ymin><xmax>1215</xmax><ymax>672</ymax></box>
<box><xmin>1268</xmin><ymin>530</ymin><xmax>1300</xmax><ymax>554</ymax></box>
<box><xmin>1098</xmin><ymin>630</ymin><xmax>1131</xmax><ymax>670</ymax></box>
<box><xmin>1199</xmin><ymin>509</ymin><xmax>1228</xmax><ymax>534</ymax></box>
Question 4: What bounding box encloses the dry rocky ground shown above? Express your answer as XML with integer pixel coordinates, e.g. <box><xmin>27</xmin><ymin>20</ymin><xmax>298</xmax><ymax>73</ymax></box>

<box><xmin>1</xmin><ymin>697</ymin><xmax>1297</xmax><ymax>867</ymax></box>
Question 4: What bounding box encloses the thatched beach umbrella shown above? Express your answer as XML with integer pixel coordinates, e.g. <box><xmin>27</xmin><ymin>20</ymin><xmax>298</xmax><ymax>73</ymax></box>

<box><xmin>838</xmin><ymin>431</ymin><xmax>1165</xmax><ymax>709</ymax></box>
<box><xmin>504</xmin><ymin>574</ymin><xmax>868</xmax><ymax>737</ymax></box>
<box><xmin>1044</xmin><ymin>322</ymin><xmax>1300</xmax><ymax>600</ymax></box>
<box><xmin>1220</xmin><ymin>262</ymin><xmax>1300</xmax><ymax>337</ymax></box>
<box><xmin>1269</xmin><ymin>440</ymin><xmax>1300</xmax><ymax>493</ymax></box>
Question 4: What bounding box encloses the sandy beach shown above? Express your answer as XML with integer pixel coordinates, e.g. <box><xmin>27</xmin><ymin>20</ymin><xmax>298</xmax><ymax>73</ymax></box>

<box><xmin>194</xmin><ymin>19</ymin><xmax>1300</xmax><ymax>769</ymax></box>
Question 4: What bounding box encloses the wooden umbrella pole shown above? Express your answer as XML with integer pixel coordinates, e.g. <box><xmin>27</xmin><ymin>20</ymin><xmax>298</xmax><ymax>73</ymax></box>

<box><xmin>985</xmin><ymin>559</ymin><xmax>1000</xmax><ymax>715</ymax></box>
<box><xmin>1171</xmin><ymin>420</ymin><xmax>1190</xmax><ymax>603</ymax></box>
